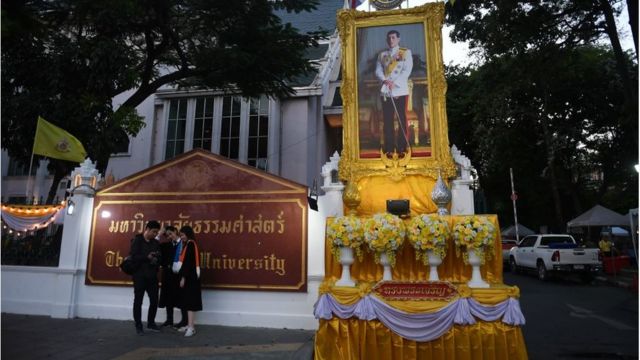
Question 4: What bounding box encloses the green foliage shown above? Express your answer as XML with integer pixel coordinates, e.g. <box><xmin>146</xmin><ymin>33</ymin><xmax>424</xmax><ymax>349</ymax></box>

<box><xmin>1</xmin><ymin>0</ymin><xmax>325</xmax><ymax>202</ymax></box>
<box><xmin>446</xmin><ymin>45</ymin><xmax>637</xmax><ymax>231</ymax></box>
<box><xmin>445</xmin><ymin>0</ymin><xmax>638</xmax><ymax>230</ymax></box>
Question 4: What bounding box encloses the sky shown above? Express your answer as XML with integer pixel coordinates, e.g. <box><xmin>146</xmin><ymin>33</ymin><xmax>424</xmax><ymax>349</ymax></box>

<box><xmin>356</xmin><ymin>0</ymin><xmax>636</xmax><ymax>66</ymax></box>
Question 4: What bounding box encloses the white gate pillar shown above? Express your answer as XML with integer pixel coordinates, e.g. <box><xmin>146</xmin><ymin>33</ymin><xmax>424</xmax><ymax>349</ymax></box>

<box><xmin>51</xmin><ymin>159</ymin><xmax>100</xmax><ymax>318</ymax></box>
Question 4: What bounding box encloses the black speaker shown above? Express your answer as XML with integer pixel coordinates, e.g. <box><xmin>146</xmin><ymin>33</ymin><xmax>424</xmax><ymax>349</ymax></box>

<box><xmin>386</xmin><ymin>199</ymin><xmax>410</xmax><ymax>218</ymax></box>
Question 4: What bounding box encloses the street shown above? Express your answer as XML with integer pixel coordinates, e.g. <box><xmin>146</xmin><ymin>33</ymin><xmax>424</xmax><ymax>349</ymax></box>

<box><xmin>504</xmin><ymin>272</ymin><xmax>638</xmax><ymax>359</ymax></box>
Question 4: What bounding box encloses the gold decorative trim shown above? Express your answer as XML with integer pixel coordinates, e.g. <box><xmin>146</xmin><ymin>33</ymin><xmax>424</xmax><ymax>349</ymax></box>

<box><xmin>86</xmin><ymin>198</ymin><xmax>307</xmax><ymax>291</ymax></box>
<box><xmin>97</xmin><ymin>150</ymin><xmax>306</xmax><ymax>196</ymax></box>
<box><xmin>99</xmin><ymin>190</ymin><xmax>306</xmax><ymax>197</ymax></box>
<box><xmin>337</xmin><ymin>3</ymin><xmax>456</xmax><ymax>183</ymax></box>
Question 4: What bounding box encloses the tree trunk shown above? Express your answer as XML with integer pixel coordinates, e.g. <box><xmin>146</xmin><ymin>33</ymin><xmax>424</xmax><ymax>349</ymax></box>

<box><xmin>599</xmin><ymin>0</ymin><xmax>634</xmax><ymax>105</ymax></box>
<box><xmin>541</xmin><ymin>123</ymin><xmax>564</xmax><ymax>230</ymax></box>
<box><xmin>626</xmin><ymin>0</ymin><xmax>638</xmax><ymax>57</ymax></box>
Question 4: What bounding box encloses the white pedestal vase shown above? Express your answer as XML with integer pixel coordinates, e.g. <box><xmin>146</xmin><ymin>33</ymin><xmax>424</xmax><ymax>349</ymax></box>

<box><xmin>427</xmin><ymin>250</ymin><xmax>442</xmax><ymax>281</ymax></box>
<box><xmin>467</xmin><ymin>248</ymin><xmax>490</xmax><ymax>288</ymax></box>
<box><xmin>379</xmin><ymin>252</ymin><xmax>393</xmax><ymax>281</ymax></box>
<box><xmin>335</xmin><ymin>246</ymin><xmax>356</xmax><ymax>287</ymax></box>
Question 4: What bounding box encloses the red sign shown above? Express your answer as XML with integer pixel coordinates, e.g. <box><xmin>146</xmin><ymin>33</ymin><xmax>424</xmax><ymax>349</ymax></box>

<box><xmin>373</xmin><ymin>281</ymin><xmax>458</xmax><ymax>301</ymax></box>
<box><xmin>511</xmin><ymin>193</ymin><xmax>518</xmax><ymax>201</ymax></box>
<box><xmin>85</xmin><ymin>150</ymin><xmax>308</xmax><ymax>292</ymax></box>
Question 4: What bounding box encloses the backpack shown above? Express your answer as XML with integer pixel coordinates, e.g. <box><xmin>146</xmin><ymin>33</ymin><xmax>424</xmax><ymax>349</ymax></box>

<box><xmin>119</xmin><ymin>256</ymin><xmax>138</xmax><ymax>275</ymax></box>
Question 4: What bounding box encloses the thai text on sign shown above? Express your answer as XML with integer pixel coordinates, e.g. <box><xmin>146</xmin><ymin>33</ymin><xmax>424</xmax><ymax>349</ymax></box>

<box><xmin>87</xmin><ymin>199</ymin><xmax>307</xmax><ymax>291</ymax></box>
<box><xmin>373</xmin><ymin>281</ymin><xmax>458</xmax><ymax>301</ymax></box>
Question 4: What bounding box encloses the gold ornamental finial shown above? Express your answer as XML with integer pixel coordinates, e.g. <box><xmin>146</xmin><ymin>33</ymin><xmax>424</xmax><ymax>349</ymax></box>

<box><xmin>343</xmin><ymin>180</ymin><xmax>361</xmax><ymax>215</ymax></box>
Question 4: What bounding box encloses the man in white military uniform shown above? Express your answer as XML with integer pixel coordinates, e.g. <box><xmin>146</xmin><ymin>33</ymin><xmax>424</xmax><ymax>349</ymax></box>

<box><xmin>375</xmin><ymin>30</ymin><xmax>413</xmax><ymax>157</ymax></box>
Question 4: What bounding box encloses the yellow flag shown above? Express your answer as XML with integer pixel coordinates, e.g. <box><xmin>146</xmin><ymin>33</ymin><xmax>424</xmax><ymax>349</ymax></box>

<box><xmin>32</xmin><ymin>116</ymin><xmax>87</xmax><ymax>163</ymax></box>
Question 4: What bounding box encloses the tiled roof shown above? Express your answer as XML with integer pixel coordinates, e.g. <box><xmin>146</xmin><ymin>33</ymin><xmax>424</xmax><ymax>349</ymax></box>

<box><xmin>276</xmin><ymin>0</ymin><xmax>343</xmax><ymax>34</ymax></box>
<box><xmin>277</xmin><ymin>0</ymin><xmax>343</xmax><ymax>88</ymax></box>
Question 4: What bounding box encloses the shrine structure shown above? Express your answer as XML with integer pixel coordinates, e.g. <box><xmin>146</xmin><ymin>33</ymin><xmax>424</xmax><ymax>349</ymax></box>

<box><xmin>312</xmin><ymin>4</ymin><xmax>528</xmax><ymax>359</ymax></box>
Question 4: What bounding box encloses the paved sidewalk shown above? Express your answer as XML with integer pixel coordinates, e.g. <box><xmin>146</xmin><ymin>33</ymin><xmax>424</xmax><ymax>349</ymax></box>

<box><xmin>1</xmin><ymin>314</ymin><xmax>316</xmax><ymax>360</ymax></box>
<box><xmin>594</xmin><ymin>266</ymin><xmax>639</xmax><ymax>292</ymax></box>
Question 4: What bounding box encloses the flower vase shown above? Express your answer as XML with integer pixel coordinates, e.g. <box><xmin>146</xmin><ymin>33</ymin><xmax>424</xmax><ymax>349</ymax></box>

<box><xmin>427</xmin><ymin>250</ymin><xmax>442</xmax><ymax>281</ymax></box>
<box><xmin>467</xmin><ymin>248</ymin><xmax>490</xmax><ymax>288</ymax></box>
<box><xmin>335</xmin><ymin>246</ymin><xmax>356</xmax><ymax>287</ymax></box>
<box><xmin>379</xmin><ymin>252</ymin><xmax>393</xmax><ymax>281</ymax></box>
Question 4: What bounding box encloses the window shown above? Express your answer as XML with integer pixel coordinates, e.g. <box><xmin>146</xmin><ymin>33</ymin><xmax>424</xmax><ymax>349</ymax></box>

<box><xmin>193</xmin><ymin>97</ymin><xmax>214</xmax><ymax>151</ymax></box>
<box><xmin>220</xmin><ymin>96</ymin><xmax>242</xmax><ymax>160</ymax></box>
<box><xmin>165</xmin><ymin>98</ymin><xmax>188</xmax><ymax>159</ymax></box>
<box><xmin>247</xmin><ymin>97</ymin><xmax>269</xmax><ymax>168</ymax></box>
<box><xmin>520</xmin><ymin>236</ymin><xmax>537</xmax><ymax>247</ymax></box>
<box><xmin>7</xmin><ymin>158</ymin><xmax>37</xmax><ymax>176</ymax></box>
<box><xmin>540</xmin><ymin>236</ymin><xmax>572</xmax><ymax>246</ymax></box>
<box><xmin>162</xmin><ymin>95</ymin><xmax>272</xmax><ymax>170</ymax></box>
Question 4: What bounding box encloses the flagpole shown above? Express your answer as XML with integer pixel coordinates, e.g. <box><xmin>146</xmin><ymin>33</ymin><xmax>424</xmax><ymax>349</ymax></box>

<box><xmin>509</xmin><ymin>168</ymin><xmax>520</xmax><ymax>242</ymax></box>
<box><xmin>25</xmin><ymin>151</ymin><xmax>35</xmax><ymax>203</ymax></box>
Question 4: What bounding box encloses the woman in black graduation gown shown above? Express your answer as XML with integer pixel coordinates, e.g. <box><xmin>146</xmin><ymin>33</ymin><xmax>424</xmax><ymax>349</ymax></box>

<box><xmin>158</xmin><ymin>226</ymin><xmax>188</xmax><ymax>328</ymax></box>
<box><xmin>177</xmin><ymin>225</ymin><xmax>202</xmax><ymax>337</ymax></box>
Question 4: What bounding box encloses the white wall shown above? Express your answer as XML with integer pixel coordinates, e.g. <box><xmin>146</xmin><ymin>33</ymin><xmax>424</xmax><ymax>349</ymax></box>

<box><xmin>1</xmin><ymin>194</ymin><xmax>331</xmax><ymax>330</ymax></box>
<box><xmin>105</xmin><ymin>91</ymin><xmax>157</xmax><ymax>182</ymax></box>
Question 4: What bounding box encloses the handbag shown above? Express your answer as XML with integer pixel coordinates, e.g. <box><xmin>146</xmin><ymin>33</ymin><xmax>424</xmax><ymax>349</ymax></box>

<box><xmin>119</xmin><ymin>256</ymin><xmax>138</xmax><ymax>275</ymax></box>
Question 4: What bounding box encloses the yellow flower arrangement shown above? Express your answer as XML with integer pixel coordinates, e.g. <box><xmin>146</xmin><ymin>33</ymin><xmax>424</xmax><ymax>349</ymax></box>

<box><xmin>408</xmin><ymin>214</ymin><xmax>450</xmax><ymax>265</ymax></box>
<box><xmin>363</xmin><ymin>213</ymin><xmax>406</xmax><ymax>266</ymax></box>
<box><xmin>326</xmin><ymin>215</ymin><xmax>364</xmax><ymax>261</ymax></box>
<box><xmin>452</xmin><ymin>215</ymin><xmax>496</xmax><ymax>264</ymax></box>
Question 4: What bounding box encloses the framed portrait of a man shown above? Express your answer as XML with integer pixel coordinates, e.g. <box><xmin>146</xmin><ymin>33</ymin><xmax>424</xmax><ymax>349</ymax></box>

<box><xmin>337</xmin><ymin>3</ymin><xmax>456</xmax><ymax>182</ymax></box>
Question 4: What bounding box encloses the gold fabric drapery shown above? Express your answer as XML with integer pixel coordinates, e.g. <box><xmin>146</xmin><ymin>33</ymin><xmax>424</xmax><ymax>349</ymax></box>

<box><xmin>315</xmin><ymin>214</ymin><xmax>528</xmax><ymax>359</ymax></box>
<box><xmin>353</xmin><ymin>175</ymin><xmax>438</xmax><ymax>216</ymax></box>
<box><xmin>315</xmin><ymin>318</ymin><xmax>528</xmax><ymax>360</ymax></box>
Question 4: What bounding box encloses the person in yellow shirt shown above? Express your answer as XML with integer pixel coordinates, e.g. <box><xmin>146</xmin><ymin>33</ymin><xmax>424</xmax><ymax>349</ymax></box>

<box><xmin>599</xmin><ymin>236</ymin><xmax>613</xmax><ymax>257</ymax></box>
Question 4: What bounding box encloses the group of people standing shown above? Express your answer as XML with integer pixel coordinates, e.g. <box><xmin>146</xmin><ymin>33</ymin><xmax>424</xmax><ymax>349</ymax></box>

<box><xmin>128</xmin><ymin>220</ymin><xmax>202</xmax><ymax>337</ymax></box>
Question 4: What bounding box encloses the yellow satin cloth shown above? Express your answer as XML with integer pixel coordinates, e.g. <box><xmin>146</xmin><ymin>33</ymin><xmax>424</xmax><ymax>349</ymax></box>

<box><xmin>325</xmin><ymin>215</ymin><xmax>504</xmax><ymax>284</ymax></box>
<box><xmin>316</xmin><ymin>212</ymin><xmax>529</xmax><ymax>359</ymax></box>
<box><xmin>315</xmin><ymin>319</ymin><xmax>528</xmax><ymax>360</ymax></box>
<box><xmin>354</xmin><ymin>175</ymin><xmax>438</xmax><ymax>216</ymax></box>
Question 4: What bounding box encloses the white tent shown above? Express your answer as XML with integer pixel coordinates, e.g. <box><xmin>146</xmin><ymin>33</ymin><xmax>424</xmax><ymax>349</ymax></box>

<box><xmin>566</xmin><ymin>204</ymin><xmax>628</xmax><ymax>228</ymax></box>
<box><xmin>501</xmin><ymin>224</ymin><xmax>535</xmax><ymax>240</ymax></box>
<box><xmin>610</xmin><ymin>226</ymin><xmax>630</xmax><ymax>236</ymax></box>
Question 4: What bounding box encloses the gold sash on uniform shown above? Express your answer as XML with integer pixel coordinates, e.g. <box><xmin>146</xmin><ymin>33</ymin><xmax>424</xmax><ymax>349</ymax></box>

<box><xmin>383</xmin><ymin>48</ymin><xmax>407</xmax><ymax>77</ymax></box>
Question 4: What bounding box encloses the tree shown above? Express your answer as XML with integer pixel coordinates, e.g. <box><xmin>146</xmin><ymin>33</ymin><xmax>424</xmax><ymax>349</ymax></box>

<box><xmin>1</xmin><ymin>0</ymin><xmax>325</xmax><ymax>202</ymax></box>
<box><xmin>446</xmin><ymin>46</ymin><xmax>636</xmax><ymax>231</ymax></box>
<box><xmin>445</xmin><ymin>1</ymin><xmax>638</xmax><ymax>230</ymax></box>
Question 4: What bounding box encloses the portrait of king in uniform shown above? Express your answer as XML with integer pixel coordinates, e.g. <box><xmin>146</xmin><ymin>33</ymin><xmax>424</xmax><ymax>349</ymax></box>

<box><xmin>356</xmin><ymin>23</ymin><xmax>431</xmax><ymax>159</ymax></box>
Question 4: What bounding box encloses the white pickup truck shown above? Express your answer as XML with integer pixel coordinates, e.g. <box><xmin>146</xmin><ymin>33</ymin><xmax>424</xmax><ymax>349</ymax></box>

<box><xmin>508</xmin><ymin>234</ymin><xmax>602</xmax><ymax>282</ymax></box>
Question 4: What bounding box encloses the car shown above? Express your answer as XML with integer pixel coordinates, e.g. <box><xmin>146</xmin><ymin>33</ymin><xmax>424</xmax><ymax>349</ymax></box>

<box><xmin>501</xmin><ymin>239</ymin><xmax>518</xmax><ymax>265</ymax></box>
<box><xmin>509</xmin><ymin>234</ymin><xmax>602</xmax><ymax>282</ymax></box>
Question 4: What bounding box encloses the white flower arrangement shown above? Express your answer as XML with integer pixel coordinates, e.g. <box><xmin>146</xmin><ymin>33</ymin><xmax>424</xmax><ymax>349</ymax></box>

<box><xmin>452</xmin><ymin>215</ymin><xmax>496</xmax><ymax>264</ymax></box>
<box><xmin>407</xmin><ymin>214</ymin><xmax>450</xmax><ymax>265</ymax></box>
<box><xmin>363</xmin><ymin>213</ymin><xmax>406</xmax><ymax>267</ymax></box>
<box><xmin>326</xmin><ymin>215</ymin><xmax>364</xmax><ymax>261</ymax></box>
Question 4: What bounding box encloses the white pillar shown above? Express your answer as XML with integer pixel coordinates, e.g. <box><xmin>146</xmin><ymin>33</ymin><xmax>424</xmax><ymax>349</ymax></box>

<box><xmin>319</xmin><ymin>151</ymin><xmax>344</xmax><ymax>217</ymax></box>
<box><xmin>451</xmin><ymin>179</ymin><xmax>475</xmax><ymax>215</ymax></box>
<box><xmin>450</xmin><ymin>145</ymin><xmax>475</xmax><ymax>215</ymax></box>
<box><xmin>51</xmin><ymin>159</ymin><xmax>99</xmax><ymax>318</ymax></box>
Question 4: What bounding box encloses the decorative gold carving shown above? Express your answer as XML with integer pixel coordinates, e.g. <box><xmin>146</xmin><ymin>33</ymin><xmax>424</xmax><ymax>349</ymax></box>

<box><xmin>380</xmin><ymin>150</ymin><xmax>412</xmax><ymax>181</ymax></box>
<box><xmin>337</xmin><ymin>3</ymin><xmax>456</xmax><ymax>184</ymax></box>
<box><xmin>343</xmin><ymin>181</ymin><xmax>361</xmax><ymax>215</ymax></box>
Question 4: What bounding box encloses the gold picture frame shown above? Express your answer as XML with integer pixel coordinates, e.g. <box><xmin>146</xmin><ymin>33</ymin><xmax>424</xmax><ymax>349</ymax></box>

<box><xmin>337</xmin><ymin>3</ymin><xmax>456</xmax><ymax>183</ymax></box>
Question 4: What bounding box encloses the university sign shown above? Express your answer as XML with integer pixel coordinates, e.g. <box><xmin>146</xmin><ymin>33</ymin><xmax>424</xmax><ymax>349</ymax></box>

<box><xmin>86</xmin><ymin>149</ymin><xmax>308</xmax><ymax>291</ymax></box>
